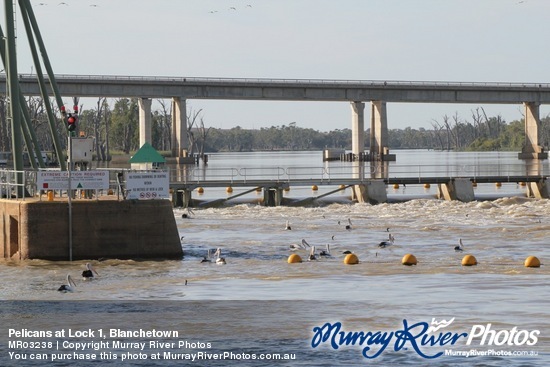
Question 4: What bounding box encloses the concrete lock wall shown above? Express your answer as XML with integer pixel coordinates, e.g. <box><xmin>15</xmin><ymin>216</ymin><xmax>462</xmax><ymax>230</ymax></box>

<box><xmin>1</xmin><ymin>199</ymin><xmax>183</xmax><ymax>260</ymax></box>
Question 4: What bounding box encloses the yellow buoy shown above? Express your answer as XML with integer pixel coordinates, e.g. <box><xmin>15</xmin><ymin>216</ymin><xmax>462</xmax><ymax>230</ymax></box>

<box><xmin>402</xmin><ymin>254</ymin><xmax>417</xmax><ymax>266</ymax></box>
<box><xmin>197</xmin><ymin>187</ymin><xmax>204</xmax><ymax>194</ymax></box>
<box><xmin>524</xmin><ymin>256</ymin><xmax>541</xmax><ymax>268</ymax></box>
<box><xmin>107</xmin><ymin>189</ymin><xmax>114</xmax><ymax>195</ymax></box>
<box><xmin>461</xmin><ymin>254</ymin><xmax>477</xmax><ymax>266</ymax></box>
<box><xmin>312</xmin><ymin>185</ymin><xmax>318</xmax><ymax>191</ymax></box>
<box><xmin>343</xmin><ymin>253</ymin><xmax>359</xmax><ymax>265</ymax></box>
<box><xmin>226</xmin><ymin>186</ymin><xmax>233</xmax><ymax>193</ymax></box>
<box><xmin>495</xmin><ymin>182</ymin><xmax>502</xmax><ymax>188</ymax></box>
<box><xmin>472</xmin><ymin>181</ymin><xmax>478</xmax><ymax>187</ymax></box>
<box><xmin>284</xmin><ymin>186</ymin><xmax>290</xmax><ymax>192</ymax></box>
<box><xmin>287</xmin><ymin>254</ymin><xmax>302</xmax><ymax>264</ymax></box>
<box><xmin>255</xmin><ymin>187</ymin><xmax>262</xmax><ymax>192</ymax></box>
<box><xmin>423</xmin><ymin>183</ymin><xmax>431</xmax><ymax>189</ymax></box>
<box><xmin>519</xmin><ymin>182</ymin><xmax>526</xmax><ymax>187</ymax></box>
<box><xmin>393</xmin><ymin>183</ymin><xmax>399</xmax><ymax>189</ymax></box>
<box><xmin>339</xmin><ymin>184</ymin><xmax>346</xmax><ymax>190</ymax></box>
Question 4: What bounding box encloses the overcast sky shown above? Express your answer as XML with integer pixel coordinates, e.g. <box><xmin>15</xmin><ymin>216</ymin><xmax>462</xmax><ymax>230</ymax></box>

<box><xmin>3</xmin><ymin>0</ymin><xmax>550</xmax><ymax>131</ymax></box>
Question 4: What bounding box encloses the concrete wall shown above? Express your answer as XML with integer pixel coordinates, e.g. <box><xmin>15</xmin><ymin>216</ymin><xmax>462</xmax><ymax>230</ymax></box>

<box><xmin>1</xmin><ymin>199</ymin><xmax>183</xmax><ymax>260</ymax></box>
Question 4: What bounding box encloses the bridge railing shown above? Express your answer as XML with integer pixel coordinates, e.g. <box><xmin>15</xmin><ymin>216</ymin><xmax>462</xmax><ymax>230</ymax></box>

<box><xmin>12</xmin><ymin>74</ymin><xmax>550</xmax><ymax>89</ymax></box>
<box><xmin>168</xmin><ymin>163</ymin><xmax>547</xmax><ymax>185</ymax></box>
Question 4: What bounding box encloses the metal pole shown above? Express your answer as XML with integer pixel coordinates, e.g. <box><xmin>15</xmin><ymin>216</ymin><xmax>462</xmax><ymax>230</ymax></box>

<box><xmin>68</xmin><ymin>135</ymin><xmax>73</xmax><ymax>261</ymax></box>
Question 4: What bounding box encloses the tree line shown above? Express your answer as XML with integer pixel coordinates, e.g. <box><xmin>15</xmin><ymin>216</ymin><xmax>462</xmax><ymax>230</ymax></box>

<box><xmin>0</xmin><ymin>97</ymin><xmax>548</xmax><ymax>159</ymax></box>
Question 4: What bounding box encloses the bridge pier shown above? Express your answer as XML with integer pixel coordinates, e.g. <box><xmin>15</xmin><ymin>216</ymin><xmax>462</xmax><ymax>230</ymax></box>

<box><xmin>172</xmin><ymin>97</ymin><xmax>193</xmax><ymax>163</ymax></box>
<box><xmin>527</xmin><ymin>179</ymin><xmax>550</xmax><ymax>199</ymax></box>
<box><xmin>351</xmin><ymin>180</ymin><xmax>387</xmax><ymax>204</ymax></box>
<box><xmin>350</xmin><ymin>101</ymin><xmax>365</xmax><ymax>161</ymax></box>
<box><xmin>518</xmin><ymin>102</ymin><xmax>548</xmax><ymax>160</ymax></box>
<box><xmin>437</xmin><ymin>178</ymin><xmax>474</xmax><ymax>202</ymax></box>
<box><xmin>174</xmin><ymin>188</ymin><xmax>193</xmax><ymax>208</ymax></box>
<box><xmin>138</xmin><ymin>98</ymin><xmax>152</xmax><ymax>147</ymax></box>
<box><xmin>370</xmin><ymin>101</ymin><xmax>396</xmax><ymax>161</ymax></box>
<box><xmin>263</xmin><ymin>186</ymin><xmax>284</xmax><ymax>206</ymax></box>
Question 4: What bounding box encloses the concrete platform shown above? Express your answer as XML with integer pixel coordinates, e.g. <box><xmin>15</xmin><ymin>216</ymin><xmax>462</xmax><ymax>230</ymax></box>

<box><xmin>0</xmin><ymin>196</ymin><xmax>183</xmax><ymax>261</ymax></box>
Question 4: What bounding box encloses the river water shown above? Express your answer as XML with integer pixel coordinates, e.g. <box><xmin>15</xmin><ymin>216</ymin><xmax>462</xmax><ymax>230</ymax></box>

<box><xmin>1</xmin><ymin>150</ymin><xmax>549</xmax><ymax>366</ymax></box>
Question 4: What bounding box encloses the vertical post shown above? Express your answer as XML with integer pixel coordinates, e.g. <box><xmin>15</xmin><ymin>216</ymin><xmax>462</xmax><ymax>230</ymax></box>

<box><xmin>68</xmin><ymin>135</ymin><xmax>73</xmax><ymax>261</ymax></box>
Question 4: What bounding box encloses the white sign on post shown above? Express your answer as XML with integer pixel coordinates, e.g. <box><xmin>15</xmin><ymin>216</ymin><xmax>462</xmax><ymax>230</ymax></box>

<box><xmin>125</xmin><ymin>171</ymin><xmax>169</xmax><ymax>200</ymax></box>
<box><xmin>37</xmin><ymin>170</ymin><xmax>110</xmax><ymax>190</ymax></box>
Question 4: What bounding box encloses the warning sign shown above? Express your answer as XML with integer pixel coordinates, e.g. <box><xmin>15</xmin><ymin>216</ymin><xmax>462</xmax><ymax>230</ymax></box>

<box><xmin>37</xmin><ymin>170</ymin><xmax>110</xmax><ymax>190</ymax></box>
<box><xmin>125</xmin><ymin>171</ymin><xmax>169</xmax><ymax>200</ymax></box>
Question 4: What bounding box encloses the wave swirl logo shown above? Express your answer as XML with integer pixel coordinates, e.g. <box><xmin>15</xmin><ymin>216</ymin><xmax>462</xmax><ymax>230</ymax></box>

<box><xmin>311</xmin><ymin>318</ymin><xmax>467</xmax><ymax>359</ymax></box>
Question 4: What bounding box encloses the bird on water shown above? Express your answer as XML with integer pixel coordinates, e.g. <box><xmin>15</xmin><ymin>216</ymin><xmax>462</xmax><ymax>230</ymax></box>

<box><xmin>82</xmin><ymin>263</ymin><xmax>98</xmax><ymax>279</ymax></box>
<box><xmin>454</xmin><ymin>239</ymin><xmax>465</xmax><ymax>252</ymax></box>
<box><xmin>378</xmin><ymin>233</ymin><xmax>395</xmax><ymax>248</ymax></box>
<box><xmin>214</xmin><ymin>248</ymin><xmax>226</xmax><ymax>265</ymax></box>
<box><xmin>58</xmin><ymin>274</ymin><xmax>76</xmax><ymax>293</ymax></box>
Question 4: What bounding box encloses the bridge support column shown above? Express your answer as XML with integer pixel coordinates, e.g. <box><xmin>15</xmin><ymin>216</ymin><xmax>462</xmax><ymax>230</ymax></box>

<box><xmin>351</xmin><ymin>180</ymin><xmax>387</xmax><ymax>204</ymax></box>
<box><xmin>370</xmin><ymin>101</ymin><xmax>396</xmax><ymax>161</ymax></box>
<box><xmin>527</xmin><ymin>180</ymin><xmax>550</xmax><ymax>199</ymax></box>
<box><xmin>263</xmin><ymin>187</ymin><xmax>283</xmax><ymax>207</ymax></box>
<box><xmin>350</xmin><ymin>101</ymin><xmax>365</xmax><ymax>160</ymax></box>
<box><xmin>172</xmin><ymin>98</ymin><xmax>193</xmax><ymax>164</ymax></box>
<box><xmin>437</xmin><ymin>178</ymin><xmax>474</xmax><ymax>202</ymax></box>
<box><xmin>173</xmin><ymin>188</ymin><xmax>192</xmax><ymax>208</ymax></box>
<box><xmin>138</xmin><ymin>98</ymin><xmax>152</xmax><ymax>147</ymax></box>
<box><xmin>518</xmin><ymin>102</ymin><xmax>548</xmax><ymax>160</ymax></box>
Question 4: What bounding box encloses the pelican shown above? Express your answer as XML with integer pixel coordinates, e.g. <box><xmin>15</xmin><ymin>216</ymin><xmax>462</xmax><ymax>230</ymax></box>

<box><xmin>454</xmin><ymin>239</ymin><xmax>465</xmax><ymax>252</ymax></box>
<box><xmin>345</xmin><ymin>218</ymin><xmax>352</xmax><ymax>230</ymax></box>
<box><xmin>58</xmin><ymin>274</ymin><xmax>76</xmax><ymax>292</ymax></box>
<box><xmin>308</xmin><ymin>246</ymin><xmax>317</xmax><ymax>261</ymax></box>
<box><xmin>289</xmin><ymin>239</ymin><xmax>310</xmax><ymax>251</ymax></box>
<box><xmin>319</xmin><ymin>244</ymin><xmax>331</xmax><ymax>257</ymax></box>
<box><xmin>82</xmin><ymin>263</ymin><xmax>98</xmax><ymax>279</ymax></box>
<box><xmin>214</xmin><ymin>248</ymin><xmax>226</xmax><ymax>265</ymax></box>
<box><xmin>378</xmin><ymin>233</ymin><xmax>395</xmax><ymax>248</ymax></box>
<box><xmin>201</xmin><ymin>249</ymin><xmax>212</xmax><ymax>263</ymax></box>
<box><xmin>285</xmin><ymin>220</ymin><xmax>291</xmax><ymax>230</ymax></box>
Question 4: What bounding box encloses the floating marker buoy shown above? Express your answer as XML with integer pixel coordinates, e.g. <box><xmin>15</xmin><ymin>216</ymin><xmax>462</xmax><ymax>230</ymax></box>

<box><xmin>393</xmin><ymin>183</ymin><xmax>399</xmax><ymax>189</ymax></box>
<box><xmin>255</xmin><ymin>187</ymin><xmax>262</xmax><ymax>192</ymax></box>
<box><xmin>197</xmin><ymin>187</ymin><xmax>204</xmax><ymax>194</ymax></box>
<box><xmin>519</xmin><ymin>182</ymin><xmax>526</xmax><ymax>187</ymax></box>
<box><xmin>284</xmin><ymin>186</ymin><xmax>290</xmax><ymax>192</ymax></box>
<box><xmin>402</xmin><ymin>254</ymin><xmax>417</xmax><ymax>266</ymax></box>
<box><xmin>524</xmin><ymin>256</ymin><xmax>541</xmax><ymax>268</ymax></box>
<box><xmin>461</xmin><ymin>254</ymin><xmax>477</xmax><ymax>266</ymax></box>
<box><xmin>339</xmin><ymin>184</ymin><xmax>346</xmax><ymax>190</ymax></box>
<box><xmin>312</xmin><ymin>185</ymin><xmax>318</xmax><ymax>191</ymax></box>
<box><xmin>495</xmin><ymin>182</ymin><xmax>502</xmax><ymax>187</ymax></box>
<box><xmin>423</xmin><ymin>183</ymin><xmax>431</xmax><ymax>189</ymax></box>
<box><xmin>344</xmin><ymin>253</ymin><xmax>359</xmax><ymax>265</ymax></box>
<box><xmin>107</xmin><ymin>189</ymin><xmax>114</xmax><ymax>195</ymax></box>
<box><xmin>287</xmin><ymin>254</ymin><xmax>302</xmax><ymax>264</ymax></box>
<box><xmin>472</xmin><ymin>181</ymin><xmax>477</xmax><ymax>187</ymax></box>
<box><xmin>226</xmin><ymin>186</ymin><xmax>233</xmax><ymax>193</ymax></box>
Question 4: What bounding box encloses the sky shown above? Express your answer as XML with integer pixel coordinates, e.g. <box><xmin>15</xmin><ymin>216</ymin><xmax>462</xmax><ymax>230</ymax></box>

<box><xmin>2</xmin><ymin>0</ymin><xmax>550</xmax><ymax>131</ymax></box>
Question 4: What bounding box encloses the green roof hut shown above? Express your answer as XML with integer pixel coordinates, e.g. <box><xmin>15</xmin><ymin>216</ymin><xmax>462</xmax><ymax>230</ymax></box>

<box><xmin>129</xmin><ymin>142</ymin><xmax>166</xmax><ymax>170</ymax></box>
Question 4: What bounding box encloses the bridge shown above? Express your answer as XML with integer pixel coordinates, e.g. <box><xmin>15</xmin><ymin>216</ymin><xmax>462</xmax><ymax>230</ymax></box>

<box><xmin>1</xmin><ymin>74</ymin><xmax>549</xmax><ymax>161</ymax></box>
